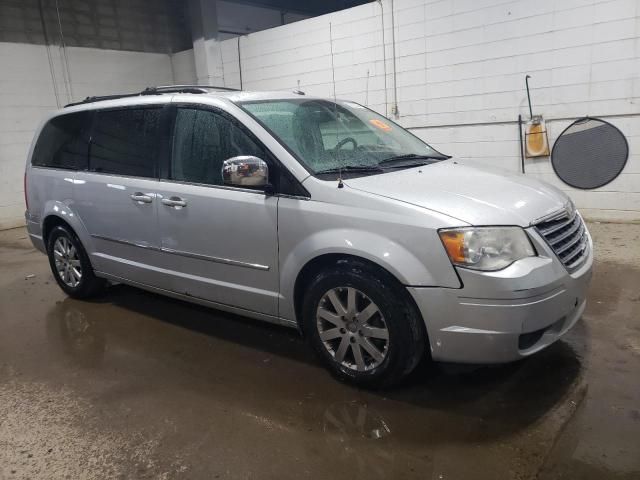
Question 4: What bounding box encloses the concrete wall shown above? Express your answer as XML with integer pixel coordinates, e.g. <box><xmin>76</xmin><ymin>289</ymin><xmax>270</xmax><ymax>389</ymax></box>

<box><xmin>171</xmin><ymin>48</ymin><xmax>198</xmax><ymax>85</ymax></box>
<box><xmin>217</xmin><ymin>0</ymin><xmax>308</xmax><ymax>40</ymax></box>
<box><xmin>0</xmin><ymin>0</ymin><xmax>190</xmax><ymax>53</ymax></box>
<box><xmin>0</xmin><ymin>42</ymin><xmax>176</xmax><ymax>229</ymax></box>
<box><xmin>0</xmin><ymin>0</ymin><xmax>193</xmax><ymax>229</ymax></box>
<box><xmin>2</xmin><ymin>0</ymin><xmax>638</xmax><ymax>228</ymax></box>
<box><xmin>0</xmin><ymin>0</ymin><xmax>312</xmax><ymax>229</ymax></box>
<box><xmin>216</xmin><ymin>0</ymin><xmax>640</xmax><ymax>222</ymax></box>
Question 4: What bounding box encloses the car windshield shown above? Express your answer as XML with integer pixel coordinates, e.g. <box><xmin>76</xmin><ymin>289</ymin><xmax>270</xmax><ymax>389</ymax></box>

<box><xmin>239</xmin><ymin>99</ymin><xmax>448</xmax><ymax>175</ymax></box>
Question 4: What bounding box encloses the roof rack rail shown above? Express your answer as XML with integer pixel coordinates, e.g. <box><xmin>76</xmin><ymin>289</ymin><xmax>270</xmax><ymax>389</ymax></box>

<box><xmin>144</xmin><ymin>85</ymin><xmax>241</xmax><ymax>94</ymax></box>
<box><xmin>64</xmin><ymin>84</ymin><xmax>240</xmax><ymax>108</ymax></box>
<box><xmin>64</xmin><ymin>92</ymin><xmax>142</xmax><ymax>108</ymax></box>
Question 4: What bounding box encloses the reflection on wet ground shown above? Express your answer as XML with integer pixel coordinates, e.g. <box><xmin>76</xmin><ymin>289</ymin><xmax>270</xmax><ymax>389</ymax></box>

<box><xmin>1</xmin><ymin>223</ymin><xmax>639</xmax><ymax>479</ymax></box>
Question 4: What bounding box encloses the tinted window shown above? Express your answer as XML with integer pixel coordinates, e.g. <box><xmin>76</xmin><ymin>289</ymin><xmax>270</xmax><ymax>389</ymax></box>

<box><xmin>32</xmin><ymin>112</ymin><xmax>90</xmax><ymax>169</ymax></box>
<box><xmin>170</xmin><ymin>108</ymin><xmax>264</xmax><ymax>186</ymax></box>
<box><xmin>89</xmin><ymin>108</ymin><xmax>161</xmax><ymax>177</ymax></box>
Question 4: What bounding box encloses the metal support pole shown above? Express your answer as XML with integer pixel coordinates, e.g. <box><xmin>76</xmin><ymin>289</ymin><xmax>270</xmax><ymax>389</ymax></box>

<box><xmin>525</xmin><ymin>75</ymin><xmax>533</xmax><ymax>120</ymax></box>
<box><xmin>518</xmin><ymin>114</ymin><xmax>525</xmax><ymax>174</ymax></box>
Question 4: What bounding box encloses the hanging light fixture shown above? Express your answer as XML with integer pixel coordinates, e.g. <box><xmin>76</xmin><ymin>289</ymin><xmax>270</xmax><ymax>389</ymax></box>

<box><xmin>521</xmin><ymin>75</ymin><xmax>550</xmax><ymax>159</ymax></box>
<box><xmin>525</xmin><ymin>115</ymin><xmax>550</xmax><ymax>157</ymax></box>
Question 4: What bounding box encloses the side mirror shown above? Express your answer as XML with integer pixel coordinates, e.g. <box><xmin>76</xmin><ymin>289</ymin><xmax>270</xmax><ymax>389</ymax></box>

<box><xmin>222</xmin><ymin>156</ymin><xmax>270</xmax><ymax>191</ymax></box>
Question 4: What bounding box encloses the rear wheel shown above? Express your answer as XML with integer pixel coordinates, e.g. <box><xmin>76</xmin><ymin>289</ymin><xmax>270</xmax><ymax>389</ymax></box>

<box><xmin>47</xmin><ymin>225</ymin><xmax>106</xmax><ymax>299</ymax></box>
<box><xmin>302</xmin><ymin>260</ymin><xmax>426</xmax><ymax>388</ymax></box>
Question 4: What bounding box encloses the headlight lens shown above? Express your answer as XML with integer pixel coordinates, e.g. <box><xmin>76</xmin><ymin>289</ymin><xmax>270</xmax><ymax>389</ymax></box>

<box><xmin>439</xmin><ymin>227</ymin><xmax>536</xmax><ymax>271</ymax></box>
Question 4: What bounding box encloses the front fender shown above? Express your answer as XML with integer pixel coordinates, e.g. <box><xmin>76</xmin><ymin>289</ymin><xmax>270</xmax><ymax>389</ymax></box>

<box><xmin>279</xmin><ymin>228</ymin><xmax>458</xmax><ymax>321</ymax></box>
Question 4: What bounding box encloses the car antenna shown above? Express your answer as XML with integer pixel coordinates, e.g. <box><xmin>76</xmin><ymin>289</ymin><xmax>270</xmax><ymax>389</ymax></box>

<box><xmin>329</xmin><ymin>21</ymin><xmax>343</xmax><ymax>190</ymax></box>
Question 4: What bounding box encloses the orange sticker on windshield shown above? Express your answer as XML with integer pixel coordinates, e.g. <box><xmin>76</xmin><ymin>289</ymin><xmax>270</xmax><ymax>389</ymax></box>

<box><xmin>369</xmin><ymin>119</ymin><xmax>392</xmax><ymax>132</ymax></box>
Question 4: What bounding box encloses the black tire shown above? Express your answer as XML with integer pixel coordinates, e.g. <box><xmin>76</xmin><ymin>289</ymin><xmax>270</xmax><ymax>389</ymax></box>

<box><xmin>47</xmin><ymin>224</ymin><xmax>106</xmax><ymax>299</ymax></box>
<box><xmin>302</xmin><ymin>259</ymin><xmax>426</xmax><ymax>388</ymax></box>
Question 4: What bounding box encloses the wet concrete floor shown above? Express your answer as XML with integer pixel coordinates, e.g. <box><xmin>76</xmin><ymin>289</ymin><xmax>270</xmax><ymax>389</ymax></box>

<box><xmin>0</xmin><ymin>223</ymin><xmax>639</xmax><ymax>479</ymax></box>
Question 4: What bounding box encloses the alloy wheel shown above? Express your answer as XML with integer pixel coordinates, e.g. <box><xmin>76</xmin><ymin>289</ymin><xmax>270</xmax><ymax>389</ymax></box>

<box><xmin>53</xmin><ymin>236</ymin><xmax>82</xmax><ymax>288</ymax></box>
<box><xmin>316</xmin><ymin>287</ymin><xmax>389</xmax><ymax>372</ymax></box>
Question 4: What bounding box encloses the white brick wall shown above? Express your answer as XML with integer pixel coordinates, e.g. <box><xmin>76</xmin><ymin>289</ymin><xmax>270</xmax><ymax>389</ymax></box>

<box><xmin>2</xmin><ymin>0</ymin><xmax>638</xmax><ymax>228</ymax></box>
<box><xmin>171</xmin><ymin>49</ymin><xmax>197</xmax><ymax>85</ymax></box>
<box><xmin>0</xmin><ymin>42</ymin><xmax>176</xmax><ymax>229</ymax></box>
<box><xmin>215</xmin><ymin>0</ymin><xmax>640</xmax><ymax>222</ymax></box>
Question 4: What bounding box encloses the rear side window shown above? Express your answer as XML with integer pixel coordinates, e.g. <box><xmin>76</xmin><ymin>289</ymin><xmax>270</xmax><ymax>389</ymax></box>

<box><xmin>89</xmin><ymin>108</ymin><xmax>161</xmax><ymax>178</ymax></box>
<box><xmin>32</xmin><ymin>112</ymin><xmax>90</xmax><ymax>169</ymax></box>
<box><xmin>170</xmin><ymin>107</ymin><xmax>264</xmax><ymax>186</ymax></box>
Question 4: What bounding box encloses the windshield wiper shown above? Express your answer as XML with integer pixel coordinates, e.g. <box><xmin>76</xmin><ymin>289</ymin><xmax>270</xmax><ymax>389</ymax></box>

<box><xmin>378</xmin><ymin>153</ymin><xmax>450</xmax><ymax>167</ymax></box>
<box><xmin>315</xmin><ymin>165</ymin><xmax>384</xmax><ymax>175</ymax></box>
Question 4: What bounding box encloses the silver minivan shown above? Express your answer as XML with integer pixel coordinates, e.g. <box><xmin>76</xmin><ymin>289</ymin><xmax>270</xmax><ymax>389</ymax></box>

<box><xmin>24</xmin><ymin>86</ymin><xmax>593</xmax><ymax>387</ymax></box>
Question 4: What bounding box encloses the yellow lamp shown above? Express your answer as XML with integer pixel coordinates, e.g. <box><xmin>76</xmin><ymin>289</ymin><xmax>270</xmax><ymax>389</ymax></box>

<box><xmin>524</xmin><ymin>115</ymin><xmax>550</xmax><ymax>157</ymax></box>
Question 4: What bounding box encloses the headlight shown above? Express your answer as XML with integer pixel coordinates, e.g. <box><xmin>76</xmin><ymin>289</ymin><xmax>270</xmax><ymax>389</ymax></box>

<box><xmin>438</xmin><ymin>227</ymin><xmax>536</xmax><ymax>271</ymax></box>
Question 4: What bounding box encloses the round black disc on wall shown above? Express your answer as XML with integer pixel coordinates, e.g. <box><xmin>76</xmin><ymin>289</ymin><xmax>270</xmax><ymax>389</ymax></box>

<box><xmin>551</xmin><ymin>117</ymin><xmax>628</xmax><ymax>189</ymax></box>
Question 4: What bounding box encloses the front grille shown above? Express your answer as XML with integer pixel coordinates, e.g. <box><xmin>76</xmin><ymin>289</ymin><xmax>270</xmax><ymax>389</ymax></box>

<box><xmin>535</xmin><ymin>211</ymin><xmax>589</xmax><ymax>271</ymax></box>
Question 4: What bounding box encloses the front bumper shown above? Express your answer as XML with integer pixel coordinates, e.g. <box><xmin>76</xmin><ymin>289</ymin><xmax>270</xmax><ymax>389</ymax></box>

<box><xmin>408</xmin><ymin>226</ymin><xmax>593</xmax><ymax>364</ymax></box>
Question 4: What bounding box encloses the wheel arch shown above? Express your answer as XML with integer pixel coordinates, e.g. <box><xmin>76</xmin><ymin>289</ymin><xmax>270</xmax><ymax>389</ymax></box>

<box><xmin>292</xmin><ymin>253</ymin><xmax>425</xmax><ymax>339</ymax></box>
<box><xmin>279</xmin><ymin>228</ymin><xmax>446</xmax><ymax>325</ymax></box>
<box><xmin>42</xmin><ymin>212</ymin><xmax>106</xmax><ymax>298</ymax></box>
<box><xmin>40</xmin><ymin>201</ymin><xmax>92</xmax><ymax>253</ymax></box>
<box><xmin>42</xmin><ymin>214</ymin><xmax>74</xmax><ymax>248</ymax></box>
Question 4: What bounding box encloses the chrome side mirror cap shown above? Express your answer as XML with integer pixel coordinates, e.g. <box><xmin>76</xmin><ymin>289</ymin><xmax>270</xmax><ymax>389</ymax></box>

<box><xmin>222</xmin><ymin>156</ymin><xmax>269</xmax><ymax>189</ymax></box>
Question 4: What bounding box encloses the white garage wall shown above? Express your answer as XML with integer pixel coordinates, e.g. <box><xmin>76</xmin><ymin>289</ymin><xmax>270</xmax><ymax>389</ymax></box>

<box><xmin>171</xmin><ymin>48</ymin><xmax>198</xmax><ymax>85</ymax></box>
<box><xmin>216</xmin><ymin>0</ymin><xmax>640</xmax><ymax>222</ymax></box>
<box><xmin>2</xmin><ymin>0</ymin><xmax>637</xmax><ymax>228</ymax></box>
<box><xmin>0</xmin><ymin>42</ymin><xmax>177</xmax><ymax>229</ymax></box>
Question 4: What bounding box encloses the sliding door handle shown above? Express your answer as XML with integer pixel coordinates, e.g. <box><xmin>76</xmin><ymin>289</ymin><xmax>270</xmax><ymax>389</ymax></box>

<box><xmin>130</xmin><ymin>192</ymin><xmax>153</xmax><ymax>203</ymax></box>
<box><xmin>161</xmin><ymin>196</ymin><xmax>187</xmax><ymax>208</ymax></box>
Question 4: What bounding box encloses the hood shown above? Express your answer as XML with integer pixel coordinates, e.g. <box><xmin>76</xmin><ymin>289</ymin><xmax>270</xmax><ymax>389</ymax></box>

<box><xmin>344</xmin><ymin>160</ymin><xmax>568</xmax><ymax>226</ymax></box>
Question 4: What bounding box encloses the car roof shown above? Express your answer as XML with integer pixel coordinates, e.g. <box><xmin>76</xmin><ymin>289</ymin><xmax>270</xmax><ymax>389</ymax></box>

<box><xmin>59</xmin><ymin>86</ymin><xmax>329</xmax><ymax>115</ymax></box>
<box><xmin>222</xmin><ymin>90</ymin><xmax>324</xmax><ymax>102</ymax></box>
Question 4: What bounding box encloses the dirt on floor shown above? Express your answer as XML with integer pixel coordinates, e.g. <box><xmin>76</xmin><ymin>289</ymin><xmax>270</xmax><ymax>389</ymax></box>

<box><xmin>0</xmin><ymin>222</ymin><xmax>638</xmax><ymax>480</ymax></box>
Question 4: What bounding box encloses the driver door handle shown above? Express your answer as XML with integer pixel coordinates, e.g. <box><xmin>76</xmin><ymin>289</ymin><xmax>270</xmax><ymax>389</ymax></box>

<box><xmin>161</xmin><ymin>196</ymin><xmax>187</xmax><ymax>208</ymax></box>
<box><xmin>130</xmin><ymin>192</ymin><xmax>153</xmax><ymax>203</ymax></box>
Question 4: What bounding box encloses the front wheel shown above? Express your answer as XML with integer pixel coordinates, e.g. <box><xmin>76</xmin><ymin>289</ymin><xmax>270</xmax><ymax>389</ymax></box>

<box><xmin>47</xmin><ymin>225</ymin><xmax>106</xmax><ymax>299</ymax></box>
<box><xmin>302</xmin><ymin>260</ymin><xmax>426</xmax><ymax>388</ymax></box>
